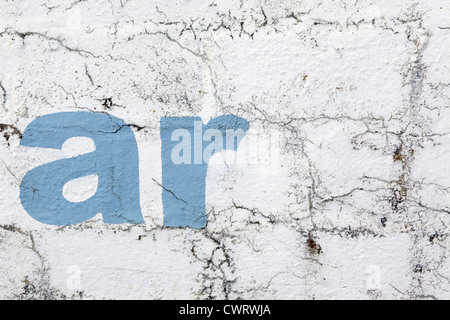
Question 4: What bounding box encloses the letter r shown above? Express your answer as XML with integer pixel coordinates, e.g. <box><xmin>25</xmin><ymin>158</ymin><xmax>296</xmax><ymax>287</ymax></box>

<box><xmin>160</xmin><ymin>115</ymin><xmax>249</xmax><ymax>229</ymax></box>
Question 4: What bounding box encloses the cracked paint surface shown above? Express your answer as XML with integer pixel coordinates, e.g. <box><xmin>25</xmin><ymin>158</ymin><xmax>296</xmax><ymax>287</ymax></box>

<box><xmin>1</xmin><ymin>0</ymin><xmax>450</xmax><ymax>300</ymax></box>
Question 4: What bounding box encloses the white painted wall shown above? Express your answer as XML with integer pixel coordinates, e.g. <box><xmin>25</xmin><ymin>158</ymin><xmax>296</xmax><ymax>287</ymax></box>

<box><xmin>1</xmin><ymin>0</ymin><xmax>450</xmax><ymax>300</ymax></box>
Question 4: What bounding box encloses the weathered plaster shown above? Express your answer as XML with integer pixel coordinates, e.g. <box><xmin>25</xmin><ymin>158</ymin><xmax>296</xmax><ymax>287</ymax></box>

<box><xmin>1</xmin><ymin>0</ymin><xmax>450</xmax><ymax>300</ymax></box>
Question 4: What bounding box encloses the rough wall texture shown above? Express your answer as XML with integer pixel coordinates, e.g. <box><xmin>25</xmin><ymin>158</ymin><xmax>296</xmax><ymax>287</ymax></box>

<box><xmin>1</xmin><ymin>0</ymin><xmax>450</xmax><ymax>300</ymax></box>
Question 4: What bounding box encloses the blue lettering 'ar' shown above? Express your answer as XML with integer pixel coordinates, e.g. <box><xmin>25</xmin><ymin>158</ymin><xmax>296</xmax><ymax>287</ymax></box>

<box><xmin>20</xmin><ymin>111</ymin><xmax>144</xmax><ymax>225</ymax></box>
<box><xmin>160</xmin><ymin>115</ymin><xmax>249</xmax><ymax>229</ymax></box>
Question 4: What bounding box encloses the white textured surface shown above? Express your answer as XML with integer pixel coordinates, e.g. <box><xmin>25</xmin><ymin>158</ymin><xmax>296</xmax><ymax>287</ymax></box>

<box><xmin>1</xmin><ymin>0</ymin><xmax>450</xmax><ymax>300</ymax></box>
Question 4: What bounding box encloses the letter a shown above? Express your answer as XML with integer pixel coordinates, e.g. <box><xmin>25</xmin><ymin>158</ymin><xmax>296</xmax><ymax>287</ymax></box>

<box><xmin>20</xmin><ymin>111</ymin><xmax>144</xmax><ymax>225</ymax></box>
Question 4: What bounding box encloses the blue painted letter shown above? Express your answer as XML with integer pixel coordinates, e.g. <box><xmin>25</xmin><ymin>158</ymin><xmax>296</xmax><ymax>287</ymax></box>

<box><xmin>160</xmin><ymin>115</ymin><xmax>249</xmax><ymax>229</ymax></box>
<box><xmin>20</xmin><ymin>112</ymin><xmax>144</xmax><ymax>225</ymax></box>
